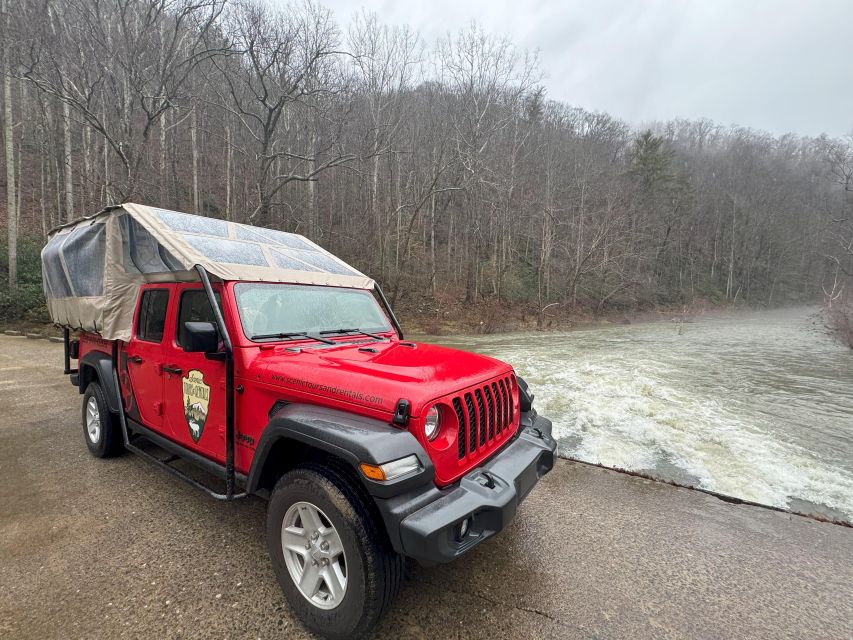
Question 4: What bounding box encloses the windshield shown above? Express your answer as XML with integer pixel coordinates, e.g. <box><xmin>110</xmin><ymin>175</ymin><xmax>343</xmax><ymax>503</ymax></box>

<box><xmin>234</xmin><ymin>283</ymin><xmax>391</xmax><ymax>340</ymax></box>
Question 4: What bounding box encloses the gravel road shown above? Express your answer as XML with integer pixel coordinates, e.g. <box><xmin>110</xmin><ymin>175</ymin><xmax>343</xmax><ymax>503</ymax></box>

<box><xmin>1</xmin><ymin>335</ymin><xmax>851</xmax><ymax>639</ymax></box>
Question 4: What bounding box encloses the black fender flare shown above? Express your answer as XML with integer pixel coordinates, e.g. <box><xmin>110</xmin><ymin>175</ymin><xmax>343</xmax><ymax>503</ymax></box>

<box><xmin>246</xmin><ymin>403</ymin><xmax>435</xmax><ymax>500</ymax></box>
<box><xmin>516</xmin><ymin>375</ymin><xmax>534</xmax><ymax>412</ymax></box>
<box><xmin>79</xmin><ymin>350</ymin><xmax>120</xmax><ymax>414</ymax></box>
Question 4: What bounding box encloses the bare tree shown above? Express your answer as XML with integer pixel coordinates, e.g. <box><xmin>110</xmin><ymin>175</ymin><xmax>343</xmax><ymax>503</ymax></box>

<box><xmin>437</xmin><ymin>23</ymin><xmax>539</xmax><ymax>303</ymax></box>
<box><xmin>18</xmin><ymin>0</ymin><xmax>227</xmax><ymax>201</ymax></box>
<box><xmin>348</xmin><ymin>11</ymin><xmax>422</xmax><ymax>278</ymax></box>
<box><xmin>2</xmin><ymin>0</ymin><xmax>17</xmax><ymax>290</ymax></box>
<box><xmin>212</xmin><ymin>0</ymin><xmax>350</xmax><ymax>225</ymax></box>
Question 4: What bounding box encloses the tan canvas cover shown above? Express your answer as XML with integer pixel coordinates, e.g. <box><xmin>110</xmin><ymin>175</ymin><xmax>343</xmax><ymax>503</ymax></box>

<box><xmin>41</xmin><ymin>203</ymin><xmax>374</xmax><ymax>341</ymax></box>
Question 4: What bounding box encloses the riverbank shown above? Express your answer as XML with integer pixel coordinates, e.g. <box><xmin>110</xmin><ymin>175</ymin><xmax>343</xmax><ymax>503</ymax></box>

<box><xmin>1</xmin><ymin>290</ymin><xmax>820</xmax><ymax>339</ymax></box>
<box><xmin>1</xmin><ymin>335</ymin><xmax>851</xmax><ymax>639</ymax></box>
<box><xmin>0</xmin><ymin>301</ymin><xmax>713</xmax><ymax>340</ymax></box>
<box><xmin>824</xmin><ymin>303</ymin><xmax>853</xmax><ymax>349</ymax></box>
<box><xmin>395</xmin><ymin>293</ymin><xmax>746</xmax><ymax>336</ymax></box>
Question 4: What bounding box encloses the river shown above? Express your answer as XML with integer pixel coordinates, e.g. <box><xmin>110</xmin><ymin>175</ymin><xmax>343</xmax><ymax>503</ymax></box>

<box><xmin>427</xmin><ymin>306</ymin><xmax>853</xmax><ymax>522</ymax></box>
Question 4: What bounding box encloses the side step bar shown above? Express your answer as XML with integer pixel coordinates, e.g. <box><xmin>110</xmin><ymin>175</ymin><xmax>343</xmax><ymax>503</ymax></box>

<box><xmin>125</xmin><ymin>419</ymin><xmax>248</xmax><ymax>501</ymax></box>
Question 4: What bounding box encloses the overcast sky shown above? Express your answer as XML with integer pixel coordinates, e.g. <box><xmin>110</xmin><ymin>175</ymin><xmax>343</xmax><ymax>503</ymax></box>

<box><xmin>320</xmin><ymin>0</ymin><xmax>853</xmax><ymax>138</ymax></box>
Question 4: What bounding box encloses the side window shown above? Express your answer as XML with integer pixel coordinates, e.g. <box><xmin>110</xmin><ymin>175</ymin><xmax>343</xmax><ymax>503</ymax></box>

<box><xmin>176</xmin><ymin>290</ymin><xmax>222</xmax><ymax>349</ymax></box>
<box><xmin>137</xmin><ymin>290</ymin><xmax>170</xmax><ymax>343</ymax></box>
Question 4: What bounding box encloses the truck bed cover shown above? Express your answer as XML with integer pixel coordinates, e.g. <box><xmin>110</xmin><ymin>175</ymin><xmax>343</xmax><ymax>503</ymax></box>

<box><xmin>41</xmin><ymin>203</ymin><xmax>373</xmax><ymax>340</ymax></box>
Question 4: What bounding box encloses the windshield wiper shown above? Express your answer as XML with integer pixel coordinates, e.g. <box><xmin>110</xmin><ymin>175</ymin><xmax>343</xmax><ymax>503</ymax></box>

<box><xmin>319</xmin><ymin>328</ymin><xmax>387</xmax><ymax>341</ymax></box>
<box><xmin>250</xmin><ymin>331</ymin><xmax>335</xmax><ymax>344</ymax></box>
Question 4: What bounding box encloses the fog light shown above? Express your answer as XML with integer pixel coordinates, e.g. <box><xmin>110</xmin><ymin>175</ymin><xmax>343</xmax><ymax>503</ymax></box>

<box><xmin>456</xmin><ymin>517</ymin><xmax>471</xmax><ymax>540</ymax></box>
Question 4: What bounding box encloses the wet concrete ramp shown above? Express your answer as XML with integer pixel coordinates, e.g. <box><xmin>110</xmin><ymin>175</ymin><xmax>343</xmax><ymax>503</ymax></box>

<box><xmin>1</xmin><ymin>335</ymin><xmax>851</xmax><ymax>639</ymax></box>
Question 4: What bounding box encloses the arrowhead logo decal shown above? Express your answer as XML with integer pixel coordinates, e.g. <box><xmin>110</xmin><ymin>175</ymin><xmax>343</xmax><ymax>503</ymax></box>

<box><xmin>182</xmin><ymin>369</ymin><xmax>210</xmax><ymax>443</ymax></box>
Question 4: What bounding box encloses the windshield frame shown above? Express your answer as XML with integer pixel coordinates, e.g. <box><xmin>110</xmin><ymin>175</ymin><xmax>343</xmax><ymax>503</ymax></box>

<box><xmin>232</xmin><ymin>282</ymin><xmax>393</xmax><ymax>344</ymax></box>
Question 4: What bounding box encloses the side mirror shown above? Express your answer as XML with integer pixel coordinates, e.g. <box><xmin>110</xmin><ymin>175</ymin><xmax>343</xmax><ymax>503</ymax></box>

<box><xmin>182</xmin><ymin>321</ymin><xmax>218</xmax><ymax>353</ymax></box>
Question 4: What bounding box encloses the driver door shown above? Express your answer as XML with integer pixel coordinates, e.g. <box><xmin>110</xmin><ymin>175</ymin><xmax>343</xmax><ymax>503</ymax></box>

<box><xmin>162</xmin><ymin>284</ymin><xmax>226</xmax><ymax>462</ymax></box>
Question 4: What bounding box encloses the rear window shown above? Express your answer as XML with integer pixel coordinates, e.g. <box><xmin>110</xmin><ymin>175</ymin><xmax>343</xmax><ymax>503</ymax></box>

<box><xmin>42</xmin><ymin>233</ymin><xmax>73</xmax><ymax>298</ymax></box>
<box><xmin>120</xmin><ymin>215</ymin><xmax>183</xmax><ymax>275</ymax></box>
<box><xmin>137</xmin><ymin>290</ymin><xmax>170</xmax><ymax>343</ymax></box>
<box><xmin>63</xmin><ymin>224</ymin><xmax>106</xmax><ymax>296</ymax></box>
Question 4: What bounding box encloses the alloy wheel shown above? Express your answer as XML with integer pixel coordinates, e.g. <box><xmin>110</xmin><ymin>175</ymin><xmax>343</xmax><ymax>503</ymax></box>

<box><xmin>85</xmin><ymin>396</ymin><xmax>101</xmax><ymax>443</ymax></box>
<box><xmin>281</xmin><ymin>501</ymin><xmax>348</xmax><ymax>610</ymax></box>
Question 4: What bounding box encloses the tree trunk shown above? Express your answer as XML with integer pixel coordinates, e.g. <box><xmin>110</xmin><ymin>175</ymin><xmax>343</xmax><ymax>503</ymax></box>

<box><xmin>307</xmin><ymin>127</ymin><xmax>317</xmax><ymax>236</ymax></box>
<box><xmin>371</xmin><ymin>145</ymin><xmax>382</xmax><ymax>277</ymax></box>
<box><xmin>40</xmin><ymin>154</ymin><xmax>47</xmax><ymax>235</ymax></box>
<box><xmin>82</xmin><ymin>124</ymin><xmax>92</xmax><ymax>209</ymax></box>
<box><xmin>102</xmin><ymin>104</ymin><xmax>111</xmax><ymax>203</ymax></box>
<box><xmin>727</xmin><ymin>200</ymin><xmax>736</xmax><ymax>300</ymax></box>
<box><xmin>3</xmin><ymin>2</ymin><xmax>17</xmax><ymax>291</ymax></box>
<box><xmin>63</xmin><ymin>100</ymin><xmax>74</xmax><ymax>221</ymax></box>
<box><xmin>15</xmin><ymin>129</ymin><xmax>21</xmax><ymax>221</ymax></box>
<box><xmin>191</xmin><ymin>105</ymin><xmax>199</xmax><ymax>214</ymax></box>
<box><xmin>159</xmin><ymin>109</ymin><xmax>168</xmax><ymax>204</ymax></box>
<box><xmin>429</xmin><ymin>189</ymin><xmax>436</xmax><ymax>296</ymax></box>
<box><xmin>225</xmin><ymin>124</ymin><xmax>232</xmax><ymax>221</ymax></box>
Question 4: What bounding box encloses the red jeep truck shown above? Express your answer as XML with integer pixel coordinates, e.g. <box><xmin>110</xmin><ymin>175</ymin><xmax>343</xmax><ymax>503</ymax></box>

<box><xmin>43</xmin><ymin>204</ymin><xmax>556</xmax><ymax>639</ymax></box>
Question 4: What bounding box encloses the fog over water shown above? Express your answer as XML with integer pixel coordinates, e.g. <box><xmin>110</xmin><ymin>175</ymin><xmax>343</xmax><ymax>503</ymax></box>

<box><xmin>429</xmin><ymin>307</ymin><xmax>853</xmax><ymax>522</ymax></box>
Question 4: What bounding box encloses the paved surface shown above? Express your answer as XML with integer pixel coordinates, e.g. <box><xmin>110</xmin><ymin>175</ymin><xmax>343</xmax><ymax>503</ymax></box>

<box><xmin>1</xmin><ymin>335</ymin><xmax>852</xmax><ymax>640</ymax></box>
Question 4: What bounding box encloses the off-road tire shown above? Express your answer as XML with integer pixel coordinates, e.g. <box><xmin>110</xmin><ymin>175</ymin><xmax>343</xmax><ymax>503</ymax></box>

<box><xmin>266</xmin><ymin>465</ymin><xmax>403</xmax><ymax>640</ymax></box>
<box><xmin>82</xmin><ymin>381</ymin><xmax>123</xmax><ymax>458</ymax></box>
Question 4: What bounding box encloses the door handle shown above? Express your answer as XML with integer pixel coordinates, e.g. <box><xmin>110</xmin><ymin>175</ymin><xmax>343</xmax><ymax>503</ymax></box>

<box><xmin>128</xmin><ymin>355</ymin><xmax>144</xmax><ymax>364</ymax></box>
<box><xmin>162</xmin><ymin>365</ymin><xmax>183</xmax><ymax>375</ymax></box>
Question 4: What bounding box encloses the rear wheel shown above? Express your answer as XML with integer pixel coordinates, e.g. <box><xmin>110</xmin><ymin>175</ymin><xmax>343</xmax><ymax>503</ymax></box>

<box><xmin>266</xmin><ymin>465</ymin><xmax>403</xmax><ymax>639</ymax></box>
<box><xmin>82</xmin><ymin>381</ymin><xmax>123</xmax><ymax>458</ymax></box>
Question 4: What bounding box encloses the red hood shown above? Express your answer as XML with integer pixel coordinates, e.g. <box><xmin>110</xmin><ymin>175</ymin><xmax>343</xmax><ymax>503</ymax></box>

<box><xmin>245</xmin><ymin>339</ymin><xmax>513</xmax><ymax>417</ymax></box>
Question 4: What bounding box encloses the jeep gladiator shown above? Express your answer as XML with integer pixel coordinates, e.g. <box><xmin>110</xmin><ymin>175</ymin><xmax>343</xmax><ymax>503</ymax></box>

<box><xmin>48</xmin><ymin>206</ymin><xmax>556</xmax><ymax>639</ymax></box>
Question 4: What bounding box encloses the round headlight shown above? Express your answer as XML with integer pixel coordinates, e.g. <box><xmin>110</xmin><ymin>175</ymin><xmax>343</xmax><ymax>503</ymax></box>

<box><xmin>424</xmin><ymin>406</ymin><xmax>441</xmax><ymax>441</ymax></box>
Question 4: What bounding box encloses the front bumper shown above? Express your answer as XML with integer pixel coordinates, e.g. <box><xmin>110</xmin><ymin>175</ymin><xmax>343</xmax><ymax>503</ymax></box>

<box><xmin>393</xmin><ymin>413</ymin><xmax>556</xmax><ymax>564</ymax></box>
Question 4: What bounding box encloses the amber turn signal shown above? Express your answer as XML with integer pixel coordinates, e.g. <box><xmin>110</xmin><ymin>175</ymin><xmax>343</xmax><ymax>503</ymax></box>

<box><xmin>360</xmin><ymin>455</ymin><xmax>422</xmax><ymax>482</ymax></box>
<box><xmin>359</xmin><ymin>462</ymin><xmax>386</xmax><ymax>481</ymax></box>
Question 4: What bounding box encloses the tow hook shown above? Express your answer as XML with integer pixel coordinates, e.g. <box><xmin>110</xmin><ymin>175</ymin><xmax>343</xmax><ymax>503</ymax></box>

<box><xmin>477</xmin><ymin>472</ymin><xmax>496</xmax><ymax>489</ymax></box>
<box><xmin>531</xmin><ymin>427</ymin><xmax>543</xmax><ymax>439</ymax></box>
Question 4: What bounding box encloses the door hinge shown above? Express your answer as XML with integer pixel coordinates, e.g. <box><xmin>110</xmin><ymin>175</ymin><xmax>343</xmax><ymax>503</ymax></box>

<box><xmin>155</xmin><ymin>402</ymin><xmax>163</xmax><ymax>416</ymax></box>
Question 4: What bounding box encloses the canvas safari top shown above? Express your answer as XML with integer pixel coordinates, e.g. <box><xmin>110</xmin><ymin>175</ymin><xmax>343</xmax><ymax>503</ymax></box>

<box><xmin>41</xmin><ymin>203</ymin><xmax>374</xmax><ymax>341</ymax></box>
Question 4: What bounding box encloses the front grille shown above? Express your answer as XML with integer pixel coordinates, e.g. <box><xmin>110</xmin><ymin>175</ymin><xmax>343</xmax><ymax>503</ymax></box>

<box><xmin>453</xmin><ymin>397</ymin><xmax>466</xmax><ymax>458</ymax></box>
<box><xmin>454</xmin><ymin>375</ymin><xmax>517</xmax><ymax>460</ymax></box>
<box><xmin>464</xmin><ymin>393</ymin><xmax>476</xmax><ymax>453</ymax></box>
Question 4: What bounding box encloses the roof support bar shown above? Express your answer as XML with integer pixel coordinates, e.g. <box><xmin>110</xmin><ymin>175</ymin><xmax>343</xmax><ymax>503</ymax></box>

<box><xmin>374</xmin><ymin>284</ymin><xmax>404</xmax><ymax>340</ymax></box>
<box><xmin>195</xmin><ymin>264</ymin><xmax>241</xmax><ymax>500</ymax></box>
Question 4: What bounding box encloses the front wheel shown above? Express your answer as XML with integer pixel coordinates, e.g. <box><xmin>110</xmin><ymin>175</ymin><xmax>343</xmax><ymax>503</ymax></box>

<box><xmin>266</xmin><ymin>466</ymin><xmax>403</xmax><ymax>639</ymax></box>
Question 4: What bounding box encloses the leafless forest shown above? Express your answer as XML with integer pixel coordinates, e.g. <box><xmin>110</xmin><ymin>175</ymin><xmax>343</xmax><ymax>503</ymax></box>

<box><xmin>1</xmin><ymin>0</ymin><xmax>852</xmax><ymax>332</ymax></box>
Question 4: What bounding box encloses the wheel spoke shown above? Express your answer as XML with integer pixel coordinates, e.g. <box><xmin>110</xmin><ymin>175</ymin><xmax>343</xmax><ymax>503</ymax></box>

<box><xmin>299</xmin><ymin>562</ymin><xmax>322</xmax><ymax>597</ymax></box>
<box><xmin>299</xmin><ymin>504</ymin><xmax>324</xmax><ymax>533</ymax></box>
<box><xmin>281</xmin><ymin>527</ymin><xmax>307</xmax><ymax>554</ymax></box>
<box><xmin>322</xmin><ymin>564</ymin><xmax>346</xmax><ymax>602</ymax></box>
